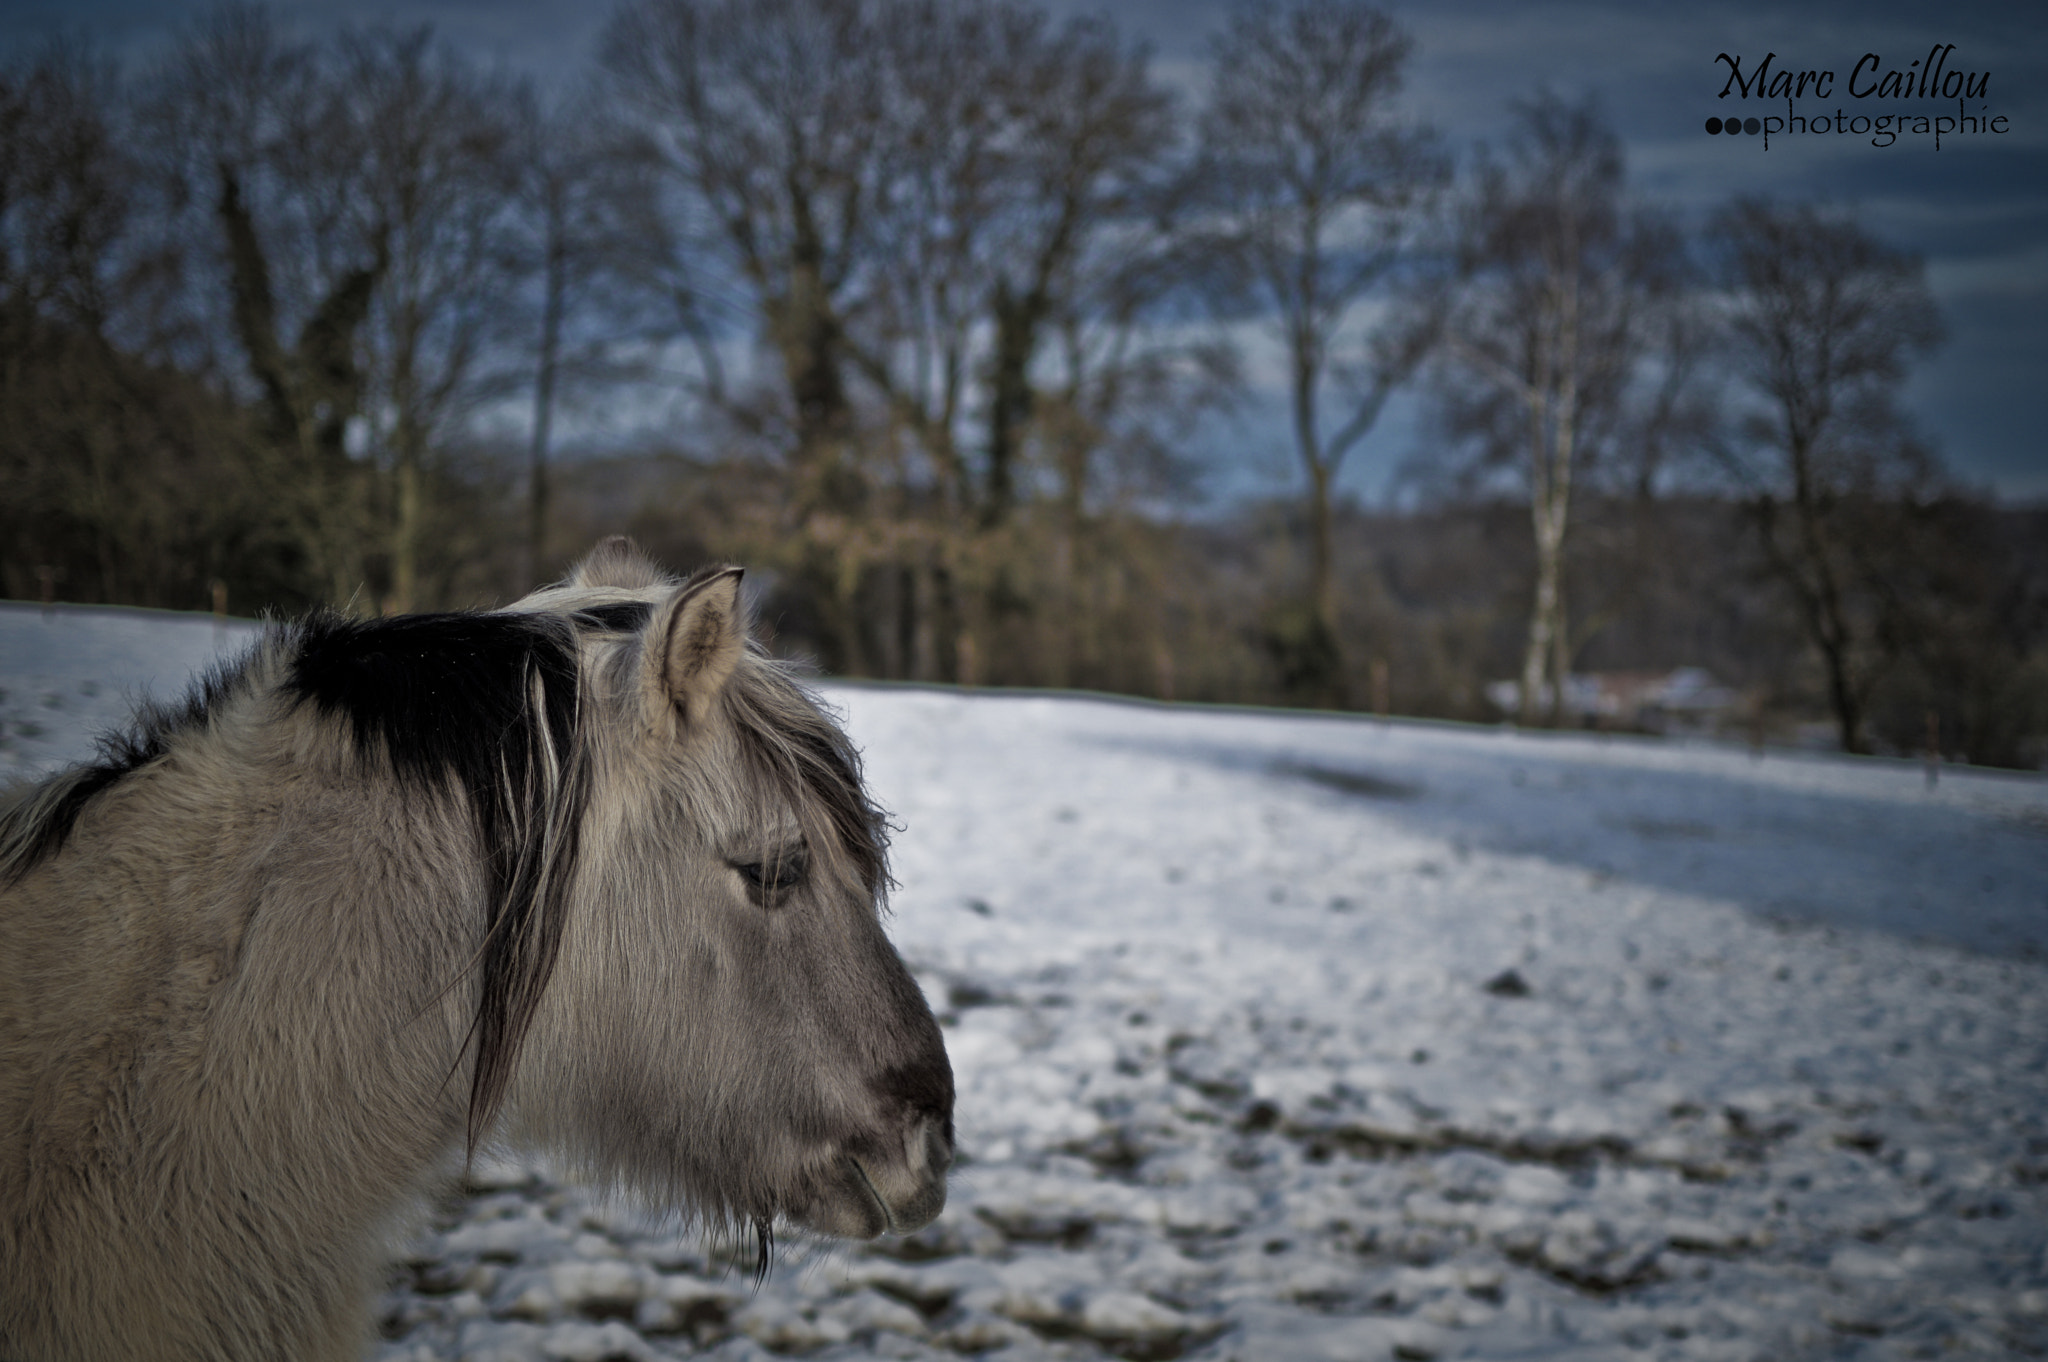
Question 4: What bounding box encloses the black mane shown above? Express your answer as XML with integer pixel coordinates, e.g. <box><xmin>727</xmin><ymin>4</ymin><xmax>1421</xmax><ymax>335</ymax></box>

<box><xmin>572</xmin><ymin>601</ymin><xmax>653</xmax><ymax>634</ymax></box>
<box><xmin>0</xmin><ymin>639</ymin><xmax>262</xmax><ymax>885</ymax></box>
<box><xmin>2</xmin><ymin>608</ymin><xmax>595</xmax><ymax>1155</ymax></box>
<box><xmin>284</xmin><ymin>611</ymin><xmax>580</xmax><ymax>797</ymax></box>
<box><xmin>284</xmin><ymin>609</ymin><xmax>591</xmax><ymax>1153</ymax></box>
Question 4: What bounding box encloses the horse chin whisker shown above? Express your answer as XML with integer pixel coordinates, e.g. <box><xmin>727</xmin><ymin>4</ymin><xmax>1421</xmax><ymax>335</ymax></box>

<box><xmin>846</xmin><ymin>1155</ymin><xmax>897</xmax><ymax>1235</ymax></box>
<box><xmin>751</xmin><ymin>1215</ymin><xmax>776</xmax><ymax>1287</ymax></box>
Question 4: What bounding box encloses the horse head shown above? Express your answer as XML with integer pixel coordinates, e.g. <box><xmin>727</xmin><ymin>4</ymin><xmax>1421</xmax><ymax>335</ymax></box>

<box><xmin>504</xmin><ymin>539</ymin><xmax>954</xmax><ymax>1243</ymax></box>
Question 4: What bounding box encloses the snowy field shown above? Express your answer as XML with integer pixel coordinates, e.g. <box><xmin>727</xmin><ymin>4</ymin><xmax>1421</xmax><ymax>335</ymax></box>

<box><xmin>4</xmin><ymin>600</ymin><xmax>2047</xmax><ymax>1361</ymax></box>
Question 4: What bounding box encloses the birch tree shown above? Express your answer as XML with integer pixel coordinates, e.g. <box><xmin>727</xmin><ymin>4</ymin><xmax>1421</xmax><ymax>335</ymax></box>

<box><xmin>1435</xmin><ymin>93</ymin><xmax>1676</xmax><ymax>724</ymax></box>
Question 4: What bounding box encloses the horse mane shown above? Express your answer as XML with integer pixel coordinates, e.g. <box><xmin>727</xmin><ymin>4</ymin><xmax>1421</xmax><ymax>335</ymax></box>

<box><xmin>0</xmin><ymin>610</ymin><xmax>591</xmax><ymax>1157</ymax></box>
<box><xmin>0</xmin><ymin>637</ymin><xmax>267</xmax><ymax>887</ymax></box>
<box><xmin>284</xmin><ymin>609</ymin><xmax>591</xmax><ymax>1155</ymax></box>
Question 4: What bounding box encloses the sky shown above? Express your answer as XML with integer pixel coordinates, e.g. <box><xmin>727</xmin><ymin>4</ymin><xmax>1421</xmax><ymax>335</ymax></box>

<box><xmin>5</xmin><ymin>0</ymin><xmax>2044</xmax><ymax>504</ymax></box>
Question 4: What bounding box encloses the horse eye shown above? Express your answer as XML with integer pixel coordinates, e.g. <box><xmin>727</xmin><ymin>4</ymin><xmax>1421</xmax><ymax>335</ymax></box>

<box><xmin>732</xmin><ymin>848</ymin><xmax>807</xmax><ymax>905</ymax></box>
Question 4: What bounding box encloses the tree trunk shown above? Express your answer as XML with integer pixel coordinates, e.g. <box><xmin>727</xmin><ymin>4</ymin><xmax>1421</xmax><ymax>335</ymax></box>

<box><xmin>1308</xmin><ymin>459</ymin><xmax>1336</xmax><ymax>653</ymax></box>
<box><xmin>526</xmin><ymin>202</ymin><xmax>566</xmax><ymax>593</ymax></box>
<box><xmin>1819</xmin><ymin>629</ymin><xmax>1865</xmax><ymax>755</ymax></box>
<box><xmin>772</xmin><ymin>186</ymin><xmax>867</xmax><ymax>674</ymax></box>
<box><xmin>392</xmin><ymin>429</ymin><xmax>421</xmax><ymax>615</ymax></box>
<box><xmin>1518</xmin><ymin>526</ymin><xmax>1561</xmax><ymax>727</ymax></box>
<box><xmin>1291</xmin><ymin>327</ymin><xmax>1345</xmax><ymax>707</ymax></box>
<box><xmin>1519</xmin><ymin>268</ymin><xmax>1580</xmax><ymax>727</ymax></box>
<box><xmin>984</xmin><ymin>280</ymin><xmax>1035</xmax><ymax>530</ymax></box>
<box><xmin>1792</xmin><ymin>451</ymin><xmax>1865</xmax><ymax>755</ymax></box>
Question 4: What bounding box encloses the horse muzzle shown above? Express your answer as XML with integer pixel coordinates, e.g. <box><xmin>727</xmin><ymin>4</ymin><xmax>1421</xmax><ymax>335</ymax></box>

<box><xmin>796</xmin><ymin>1116</ymin><xmax>952</xmax><ymax>1239</ymax></box>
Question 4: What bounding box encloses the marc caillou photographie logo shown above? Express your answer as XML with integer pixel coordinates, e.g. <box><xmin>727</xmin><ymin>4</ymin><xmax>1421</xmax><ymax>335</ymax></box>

<box><xmin>1707</xmin><ymin>45</ymin><xmax>2009</xmax><ymax>149</ymax></box>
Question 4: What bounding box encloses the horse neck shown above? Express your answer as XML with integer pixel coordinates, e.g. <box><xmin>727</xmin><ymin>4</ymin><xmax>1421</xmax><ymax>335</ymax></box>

<box><xmin>0</xmin><ymin>661</ymin><xmax>504</xmax><ymax>1362</ymax></box>
<box><xmin>9</xmin><ymin>716</ymin><xmax>485</xmax><ymax>1225</ymax></box>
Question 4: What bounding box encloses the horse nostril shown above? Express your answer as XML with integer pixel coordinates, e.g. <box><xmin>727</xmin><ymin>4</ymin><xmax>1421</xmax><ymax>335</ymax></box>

<box><xmin>921</xmin><ymin>1119</ymin><xmax>953</xmax><ymax>1177</ymax></box>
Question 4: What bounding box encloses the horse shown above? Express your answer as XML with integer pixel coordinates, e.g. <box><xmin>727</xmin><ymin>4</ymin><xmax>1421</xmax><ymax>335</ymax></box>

<box><xmin>0</xmin><ymin>538</ymin><xmax>953</xmax><ymax>1362</ymax></box>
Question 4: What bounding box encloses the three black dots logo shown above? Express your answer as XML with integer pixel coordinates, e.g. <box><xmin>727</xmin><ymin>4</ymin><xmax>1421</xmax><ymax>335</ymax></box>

<box><xmin>1706</xmin><ymin>116</ymin><xmax>1762</xmax><ymax>136</ymax></box>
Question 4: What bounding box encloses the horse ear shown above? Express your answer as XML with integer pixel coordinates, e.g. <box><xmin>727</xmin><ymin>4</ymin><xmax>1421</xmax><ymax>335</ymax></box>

<box><xmin>571</xmin><ymin>535</ymin><xmax>667</xmax><ymax>590</ymax></box>
<box><xmin>647</xmin><ymin>568</ymin><xmax>746</xmax><ymax>726</ymax></box>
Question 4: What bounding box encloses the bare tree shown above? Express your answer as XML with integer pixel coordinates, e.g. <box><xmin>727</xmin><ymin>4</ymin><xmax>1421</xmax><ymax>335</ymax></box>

<box><xmin>2</xmin><ymin>45</ymin><xmax>174</xmax><ymax>603</ymax></box>
<box><xmin>988</xmin><ymin>103</ymin><xmax>1235</xmax><ymax>690</ymax></box>
<box><xmin>602</xmin><ymin>0</ymin><xmax>887</xmax><ymax>499</ymax></box>
<box><xmin>1433</xmin><ymin>92</ymin><xmax>1679</xmax><ymax>724</ymax></box>
<box><xmin>1197</xmin><ymin>0</ymin><xmax>1443</xmax><ymax>704</ymax></box>
<box><xmin>817</xmin><ymin>0</ymin><xmax>1053</xmax><ymax>680</ymax></box>
<box><xmin>145</xmin><ymin>10</ymin><xmax>534</xmax><ymax>612</ymax></box>
<box><xmin>842</xmin><ymin>2</ymin><xmax>1184</xmax><ymax>677</ymax></box>
<box><xmin>973</xmin><ymin>12</ymin><xmax>1177</xmax><ymax>531</ymax></box>
<box><xmin>602</xmin><ymin>0</ymin><xmax>1197</xmax><ymax>683</ymax></box>
<box><xmin>506</xmin><ymin>86</ymin><xmax>634</xmax><ymax>590</ymax></box>
<box><xmin>0</xmin><ymin>34</ymin><xmax>329</xmax><ymax>611</ymax></box>
<box><xmin>145</xmin><ymin>5</ymin><xmax>392</xmax><ymax>605</ymax></box>
<box><xmin>338</xmin><ymin>25</ymin><xmax>527</xmax><ymax>611</ymax></box>
<box><xmin>603</xmin><ymin>0</ymin><xmax>901</xmax><ymax>669</ymax></box>
<box><xmin>1709</xmin><ymin>196</ymin><xmax>1943</xmax><ymax>754</ymax></box>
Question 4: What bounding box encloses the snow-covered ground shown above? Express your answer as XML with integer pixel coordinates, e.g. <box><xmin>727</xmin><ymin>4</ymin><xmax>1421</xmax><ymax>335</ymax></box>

<box><xmin>5</xmin><ymin>600</ymin><xmax>2047</xmax><ymax>1361</ymax></box>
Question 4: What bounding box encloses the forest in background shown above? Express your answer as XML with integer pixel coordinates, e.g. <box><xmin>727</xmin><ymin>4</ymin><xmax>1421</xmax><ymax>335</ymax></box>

<box><xmin>3</xmin><ymin>0</ymin><xmax>2043</xmax><ymax>767</ymax></box>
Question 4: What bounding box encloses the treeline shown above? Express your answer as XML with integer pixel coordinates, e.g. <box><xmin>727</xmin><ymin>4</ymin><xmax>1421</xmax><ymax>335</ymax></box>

<box><xmin>2</xmin><ymin>0</ymin><xmax>2041</xmax><ymax>766</ymax></box>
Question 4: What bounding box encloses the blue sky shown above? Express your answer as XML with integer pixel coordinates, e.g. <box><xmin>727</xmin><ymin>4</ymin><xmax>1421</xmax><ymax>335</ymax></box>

<box><xmin>6</xmin><ymin>0</ymin><xmax>2044</xmax><ymax>503</ymax></box>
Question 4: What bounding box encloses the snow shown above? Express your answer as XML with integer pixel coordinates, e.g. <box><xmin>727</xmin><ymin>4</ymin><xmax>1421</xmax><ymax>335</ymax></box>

<box><xmin>0</xmin><ymin>603</ymin><xmax>262</xmax><ymax>775</ymax></box>
<box><xmin>5</xmin><ymin>599</ymin><xmax>2047</xmax><ymax>1360</ymax></box>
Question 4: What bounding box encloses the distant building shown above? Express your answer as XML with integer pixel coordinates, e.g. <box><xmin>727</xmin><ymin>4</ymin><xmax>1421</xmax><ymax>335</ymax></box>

<box><xmin>1485</xmin><ymin>667</ymin><xmax>1742</xmax><ymax>733</ymax></box>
